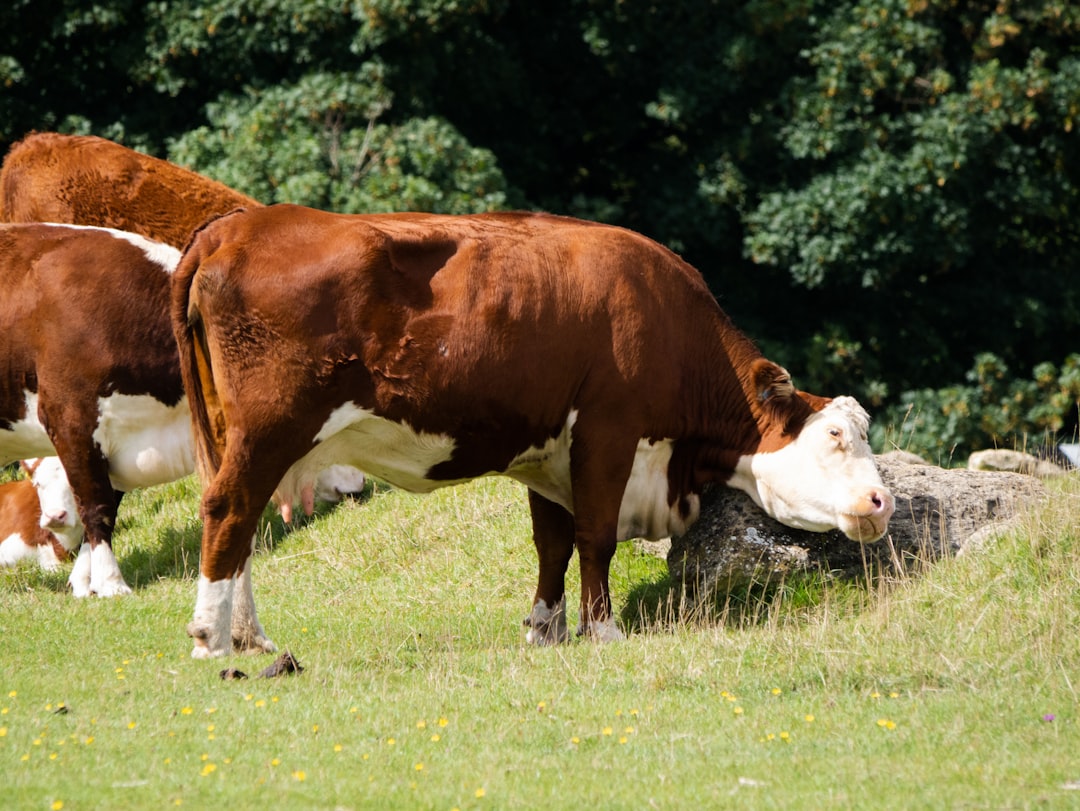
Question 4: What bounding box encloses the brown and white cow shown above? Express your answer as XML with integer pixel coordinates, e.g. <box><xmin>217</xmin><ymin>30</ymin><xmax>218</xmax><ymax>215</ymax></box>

<box><xmin>0</xmin><ymin>223</ymin><xmax>365</xmax><ymax>597</ymax></box>
<box><xmin>0</xmin><ymin>131</ymin><xmax>261</xmax><ymax>249</ymax></box>
<box><xmin>172</xmin><ymin>203</ymin><xmax>894</xmax><ymax>659</ymax></box>
<box><xmin>0</xmin><ymin>132</ymin><xmax>364</xmax><ymax>571</ymax></box>
<box><xmin>0</xmin><ymin>458</ymin><xmax>82</xmax><ymax>571</ymax></box>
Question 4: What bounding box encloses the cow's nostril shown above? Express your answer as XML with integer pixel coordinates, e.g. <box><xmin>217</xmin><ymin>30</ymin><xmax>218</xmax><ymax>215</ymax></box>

<box><xmin>868</xmin><ymin>491</ymin><xmax>894</xmax><ymax>516</ymax></box>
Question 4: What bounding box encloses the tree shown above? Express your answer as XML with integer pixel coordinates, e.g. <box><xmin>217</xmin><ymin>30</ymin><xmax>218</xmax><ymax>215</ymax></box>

<box><xmin>740</xmin><ymin>0</ymin><xmax>1080</xmax><ymax>417</ymax></box>
<box><xmin>168</xmin><ymin>69</ymin><xmax>507</xmax><ymax>214</ymax></box>
<box><xmin>3</xmin><ymin>0</ymin><xmax>1079</xmax><ymax>460</ymax></box>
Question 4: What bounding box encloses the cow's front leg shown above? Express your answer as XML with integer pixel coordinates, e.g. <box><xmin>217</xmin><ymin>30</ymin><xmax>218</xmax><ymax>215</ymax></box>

<box><xmin>68</xmin><ymin>544</ymin><xmax>92</xmax><ymax>597</ymax></box>
<box><xmin>68</xmin><ymin>538</ymin><xmax>130</xmax><ymax>597</ymax></box>
<box><xmin>523</xmin><ymin>490</ymin><xmax>575</xmax><ymax>645</ymax></box>
<box><xmin>575</xmin><ymin>532</ymin><xmax>624</xmax><ymax>643</ymax></box>
<box><xmin>38</xmin><ymin>430</ymin><xmax>131</xmax><ymax>597</ymax></box>
<box><xmin>87</xmin><ymin>541</ymin><xmax>132</xmax><ymax>597</ymax></box>
<box><xmin>231</xmin><ymin>545</ymin><xmax>276</xmax><ymax>654</ymax></box>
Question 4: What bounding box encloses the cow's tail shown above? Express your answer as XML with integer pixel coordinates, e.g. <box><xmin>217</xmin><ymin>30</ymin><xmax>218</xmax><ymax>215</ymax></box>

<box><xmin>171</xmin><ymin>216</ymin><xmax>233</xmax><ymax>489</ymax></box>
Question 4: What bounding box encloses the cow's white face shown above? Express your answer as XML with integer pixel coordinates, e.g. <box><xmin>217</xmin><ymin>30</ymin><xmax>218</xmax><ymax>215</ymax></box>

<box><xmin>26</xmin><ymin>457</ymin><xmax>84</xmax><ymax>550</ymax></box>
<box><xmin>730</xmin><ymin>396</ymin><xmax>894</xmax><ymax>542</ymax></box>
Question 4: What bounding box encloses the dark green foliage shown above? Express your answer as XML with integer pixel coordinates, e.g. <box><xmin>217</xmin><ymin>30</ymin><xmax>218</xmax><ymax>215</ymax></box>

<box><xmin>2</xmin><ymin>0</ymin><xmax>1078</xmax><ymax>459</ymax></box>
<box><xmin>876</xmin><ymin>352</ymin><xmax>1080</xmax><ymax>465</ymax></box>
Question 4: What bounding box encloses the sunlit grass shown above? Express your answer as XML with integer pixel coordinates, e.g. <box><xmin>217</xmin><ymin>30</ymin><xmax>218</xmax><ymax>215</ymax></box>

<box><xmin>3</xmin><ymin>472</ymin><xmax>1078</xmax><ymax>809</ymax></box>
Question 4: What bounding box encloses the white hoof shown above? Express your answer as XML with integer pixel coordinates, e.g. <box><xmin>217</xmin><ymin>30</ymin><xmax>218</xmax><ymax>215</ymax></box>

<box><xmin>578</xmin><ymin>616</ymin><xmax>626</xmax><ymax>643</ymax></box>
<box><xmin>524</xmin><ymin>597</ymin><xmax>568</xmax><ymax>645</ymax></box>
<box><xmin>69</xmin><ymin>544</ymin><xmax>92</xmax><ymax>597</ymax></box>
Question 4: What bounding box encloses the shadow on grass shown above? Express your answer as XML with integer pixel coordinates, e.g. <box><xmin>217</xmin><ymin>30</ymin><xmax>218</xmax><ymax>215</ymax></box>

<box><xmin>620</xmin><ymin>564</ymin><xmax>884</xmax><ymax>636</ymax></box>
<box><xmin>2</xmin><ymin>487</ymin><xmax>378</xmax><ymax>595</ymax></box>
<box><xmin>119</xmin><ymin>489</ymin><xmax>376</xmax><ymax>591</ymax></box>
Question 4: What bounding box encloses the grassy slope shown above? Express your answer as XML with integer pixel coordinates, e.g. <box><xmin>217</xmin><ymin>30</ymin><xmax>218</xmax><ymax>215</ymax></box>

<box><xmin>2</xmin><ymin>472</ymin><xmax>1078</xmax><ymax>810</ymax></box>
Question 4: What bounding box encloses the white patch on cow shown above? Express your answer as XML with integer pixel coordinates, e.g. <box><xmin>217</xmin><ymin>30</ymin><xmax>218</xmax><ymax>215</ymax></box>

<box><xmin>277</xmin><ymin>403</ymin><xmax>458</xmax><ymax>507</ymax></box>
<box><xmin>524</xmin><ymin>597</ymin><xmax>568</xmax><ymax>646</ymax></box>
<box><xmin>88</xmin><ymin>543</ymin><xmax>131</xmax><ymax>597</ymax></box>
<box><xmin>67</xmin><ymin>542</ymin><xmax>132</xmax><ymax>597</ymax></box>
<box><xmin>231</xmin><ymin>552</ymin><xmax>277</xmax><ymax>655</ymax></box>
<box><xmin>296</xmin><ymin>406</ymin><xmax>690</xmax><ymax>541</ymax></box>
<box><xmin>43</xmin><ymin>223</ymin><xmax>181</xmax><ymax>272</ymax></box>
<box><xmin>507</xmin><ymin>413</ymin><xmax>692</xmax><ymax>540</ymax></box>
<box><xmin>727</xmin><ymin>396</ymin><xmax>894</xmax><ymax>542</ymax></box>
<box><xmin>0</xmin><ymin>392</ymin><xmax>56</xmax><ymax>462</ymax></box>
<box><xmin>616</xmin><ymin>439</ymin><xmax>699</xmax><ymax>540</ymax></box>
<box><xmin>68</xmin><ymin>544</ymin><xmax>92</xmax><ymax>597</ymax></box>
<box><xmin>34</xmin><ymin>542</ymin><xmax>65</xmax><ymax>571</ymax></box>
<box><xmin>190</xmin><ymin>575</ymin><xmax>236</xmax><ymax>659</ymax></box>
<box><xmin>92</xmin><ymin>393</ymin><xmax>196</xmax><ymax>491</ymax></box>
<box><xmin>0</xmin><ymin>533</ymin><xmax>36</xmax><ymax>567</ymax></box>
<box><xmin>506</xmin><ymin>411</ymin><xmax>577</xmax><ymax>512</ymax></box>
<box><xmin>0</xmin><ymin>531</ymin><xmax>65</xmax><ymax>570</ymax></box>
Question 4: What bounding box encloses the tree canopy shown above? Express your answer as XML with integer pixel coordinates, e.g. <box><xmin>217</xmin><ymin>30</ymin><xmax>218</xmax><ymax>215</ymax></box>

<box><xmin>3</xmin><ymin>0</ymin><xmax>1077</xmax><ymax>462</ymax></box>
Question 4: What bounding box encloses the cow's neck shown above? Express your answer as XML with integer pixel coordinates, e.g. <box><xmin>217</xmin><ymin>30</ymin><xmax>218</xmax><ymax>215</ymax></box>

<box><xmin>679</xmin><ymin>315</ymin><xmax>813</xmax><ymax>486</ymax></box>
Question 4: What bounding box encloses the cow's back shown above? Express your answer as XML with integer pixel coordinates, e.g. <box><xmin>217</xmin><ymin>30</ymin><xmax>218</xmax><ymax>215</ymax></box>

<box><xmin>0</xmin><ymin>132</ymin><xmax>260</xmax><ymax>248</ymax></box>
<box><xmin>176</xmin><ymin>204</ymin><xmax>752</xmax><ymax>488</ymax></box>
<box><xmin>0</xmin><ymin>223</ymin><xmax>184</xmax><ymax>431</ymax></box>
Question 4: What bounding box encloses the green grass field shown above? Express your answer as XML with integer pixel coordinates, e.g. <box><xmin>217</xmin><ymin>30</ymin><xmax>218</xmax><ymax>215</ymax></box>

<box><xmin>3</xmin><ymin>471</ymin><xmax>1078</xmax><ymax>810</ymax></box>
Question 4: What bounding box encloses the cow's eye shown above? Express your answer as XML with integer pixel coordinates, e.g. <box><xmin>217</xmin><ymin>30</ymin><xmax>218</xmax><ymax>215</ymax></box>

<box><xmin>828</xmin><ymin>427</ymin><xmax>842</xmax><ymax>440</ymax></box>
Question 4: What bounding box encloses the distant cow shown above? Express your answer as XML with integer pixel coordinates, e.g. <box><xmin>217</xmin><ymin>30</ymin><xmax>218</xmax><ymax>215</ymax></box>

<box><xmin>0</xmin><ymin>458</ymin><xmax>82</xmax><ymax>571</ymax></box>
<box><xmin>173</xmin><ymin>204</ymin><xmax>894</xmax><ymax>659</ymax></box>
<box><xmin>0</xmin><ymin>223</ymin><xmax>364</xmax><ymax>597</ymax></box>
<box><xmin>0</xmin><ymin>131</ymin><xmax>260</xmax><ymax>248</ymax></box>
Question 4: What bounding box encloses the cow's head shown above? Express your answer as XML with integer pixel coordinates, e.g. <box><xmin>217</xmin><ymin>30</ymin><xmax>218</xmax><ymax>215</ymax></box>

<box><xmin>23</xmin><ymin>457</ymin><xmax>84</xmax><ymax>552</ymax></box>
<box><xmin>730</xmin><ymin>394</ymin><xmax>894</xmax><ymax>542</ymax></box>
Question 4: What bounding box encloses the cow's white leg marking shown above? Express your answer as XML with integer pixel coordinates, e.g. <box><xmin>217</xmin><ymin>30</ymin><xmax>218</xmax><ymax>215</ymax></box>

<box><xmin>88</xmin><ymin>543</ymin><xmax>132</xmax><ymax>597</ymax></box>
<box><xmin>577</xmin><ymin>615</ymin><xmax>626</xmax><ymax>643</ymax></box>
<box><xmin>230</xmin><ymin>549</ymin><xmax>276</xmax><ymax>655</ymax></box>
<box><xmin>68</xmin><ymin>544</ymin><xmax>93</xmax><ymax>597</ymax></box>
<box><xmin>189</xmin><ymin>575</ymin><xmax>235</xmax><ymax>659</ymax></box>
<box><xmin>524</xmin><ymin>597</ymin><xmax>568</xmax><ymax>646</ymax></box>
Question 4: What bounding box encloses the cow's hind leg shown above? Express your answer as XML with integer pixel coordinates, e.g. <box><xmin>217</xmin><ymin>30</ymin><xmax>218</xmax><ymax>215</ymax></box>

<box><xmin>231</xmin><ymin>541</ymin><xmax>277</xmax><ymax>655</ymax></box>
<box><xmin>568</xmin><ymin>425</ymin><xmax>635</xmax><ymax>642</ymax></box>
<box><xmin>523</xmin><ymin>490</ymin><xmax>574</xmax><ymax>645</ymax></box>
<box><xmin>189</xmin><ymin>462</ymin><xmax>278</xmax><ymax>658</ymax></box>
<box><xmin>38</xmin><ymin>408</ymin><xmax>130</xmax><ymax>597</ymax></box>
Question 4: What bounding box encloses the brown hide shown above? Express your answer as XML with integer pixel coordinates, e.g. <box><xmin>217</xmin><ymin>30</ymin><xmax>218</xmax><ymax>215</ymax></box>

<box><xmin>0</xmin><ymin>132</ymin><xmax>260</xmax><ymax>248</ymax></box>
<box><xmin>172</xmin><ymin>204</ymin><xmax>827</xmax><ymax>653</ymax></box>
<box><xmin>0</xmin><ymin>223</ymin><xmax>182</xmax><ymax>582</ymax></box>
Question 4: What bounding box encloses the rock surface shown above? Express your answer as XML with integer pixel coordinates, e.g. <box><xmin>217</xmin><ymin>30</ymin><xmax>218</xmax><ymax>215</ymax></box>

<box><xmin>968</xmin><ymin>448</ymin><xmax>1067</xmax><ymax>478</ymax></box>
<box><xmin>667</xmin><ymin>456</ymin><xmax>1048</xmax><ymax>597</ymax></box>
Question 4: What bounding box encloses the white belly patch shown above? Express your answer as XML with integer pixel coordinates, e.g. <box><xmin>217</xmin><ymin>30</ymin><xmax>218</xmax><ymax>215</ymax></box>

<box><xmin>92</xmin><ymin>393</ymin><xmax>196</xmax><ymax>490</ymax></box>
<box><xmin>280</xmin><ymin>403</ymin><xmax>459</xmax><ymax>501</ymax></box>
<box><xmin>289</xmin><ymin>405</ymin><xmax>692</xmax><ymax>541</ymax></box>
<box><xmin>617</xmin><ymin>439</ymin><xmax>699</xmax><ymax>541</ymax></box>
<box><xmin>0</xmin><ymin>392</ymin><xmax>56</xmax><ymax>463</ymax></box>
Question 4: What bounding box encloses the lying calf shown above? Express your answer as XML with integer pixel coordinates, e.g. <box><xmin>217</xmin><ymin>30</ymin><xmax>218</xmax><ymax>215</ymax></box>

<box><xmin>0</xmin><ymin>458</ymin><xmax>83</xmax><ymax>571</ymax></box>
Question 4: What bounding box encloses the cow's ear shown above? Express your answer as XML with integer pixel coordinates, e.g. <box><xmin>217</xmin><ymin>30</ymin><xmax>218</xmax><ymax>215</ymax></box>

<box><xmin>751</xmin><ymin>359</ymin><xmax>795</xmax><ymax>405</ymax></box>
